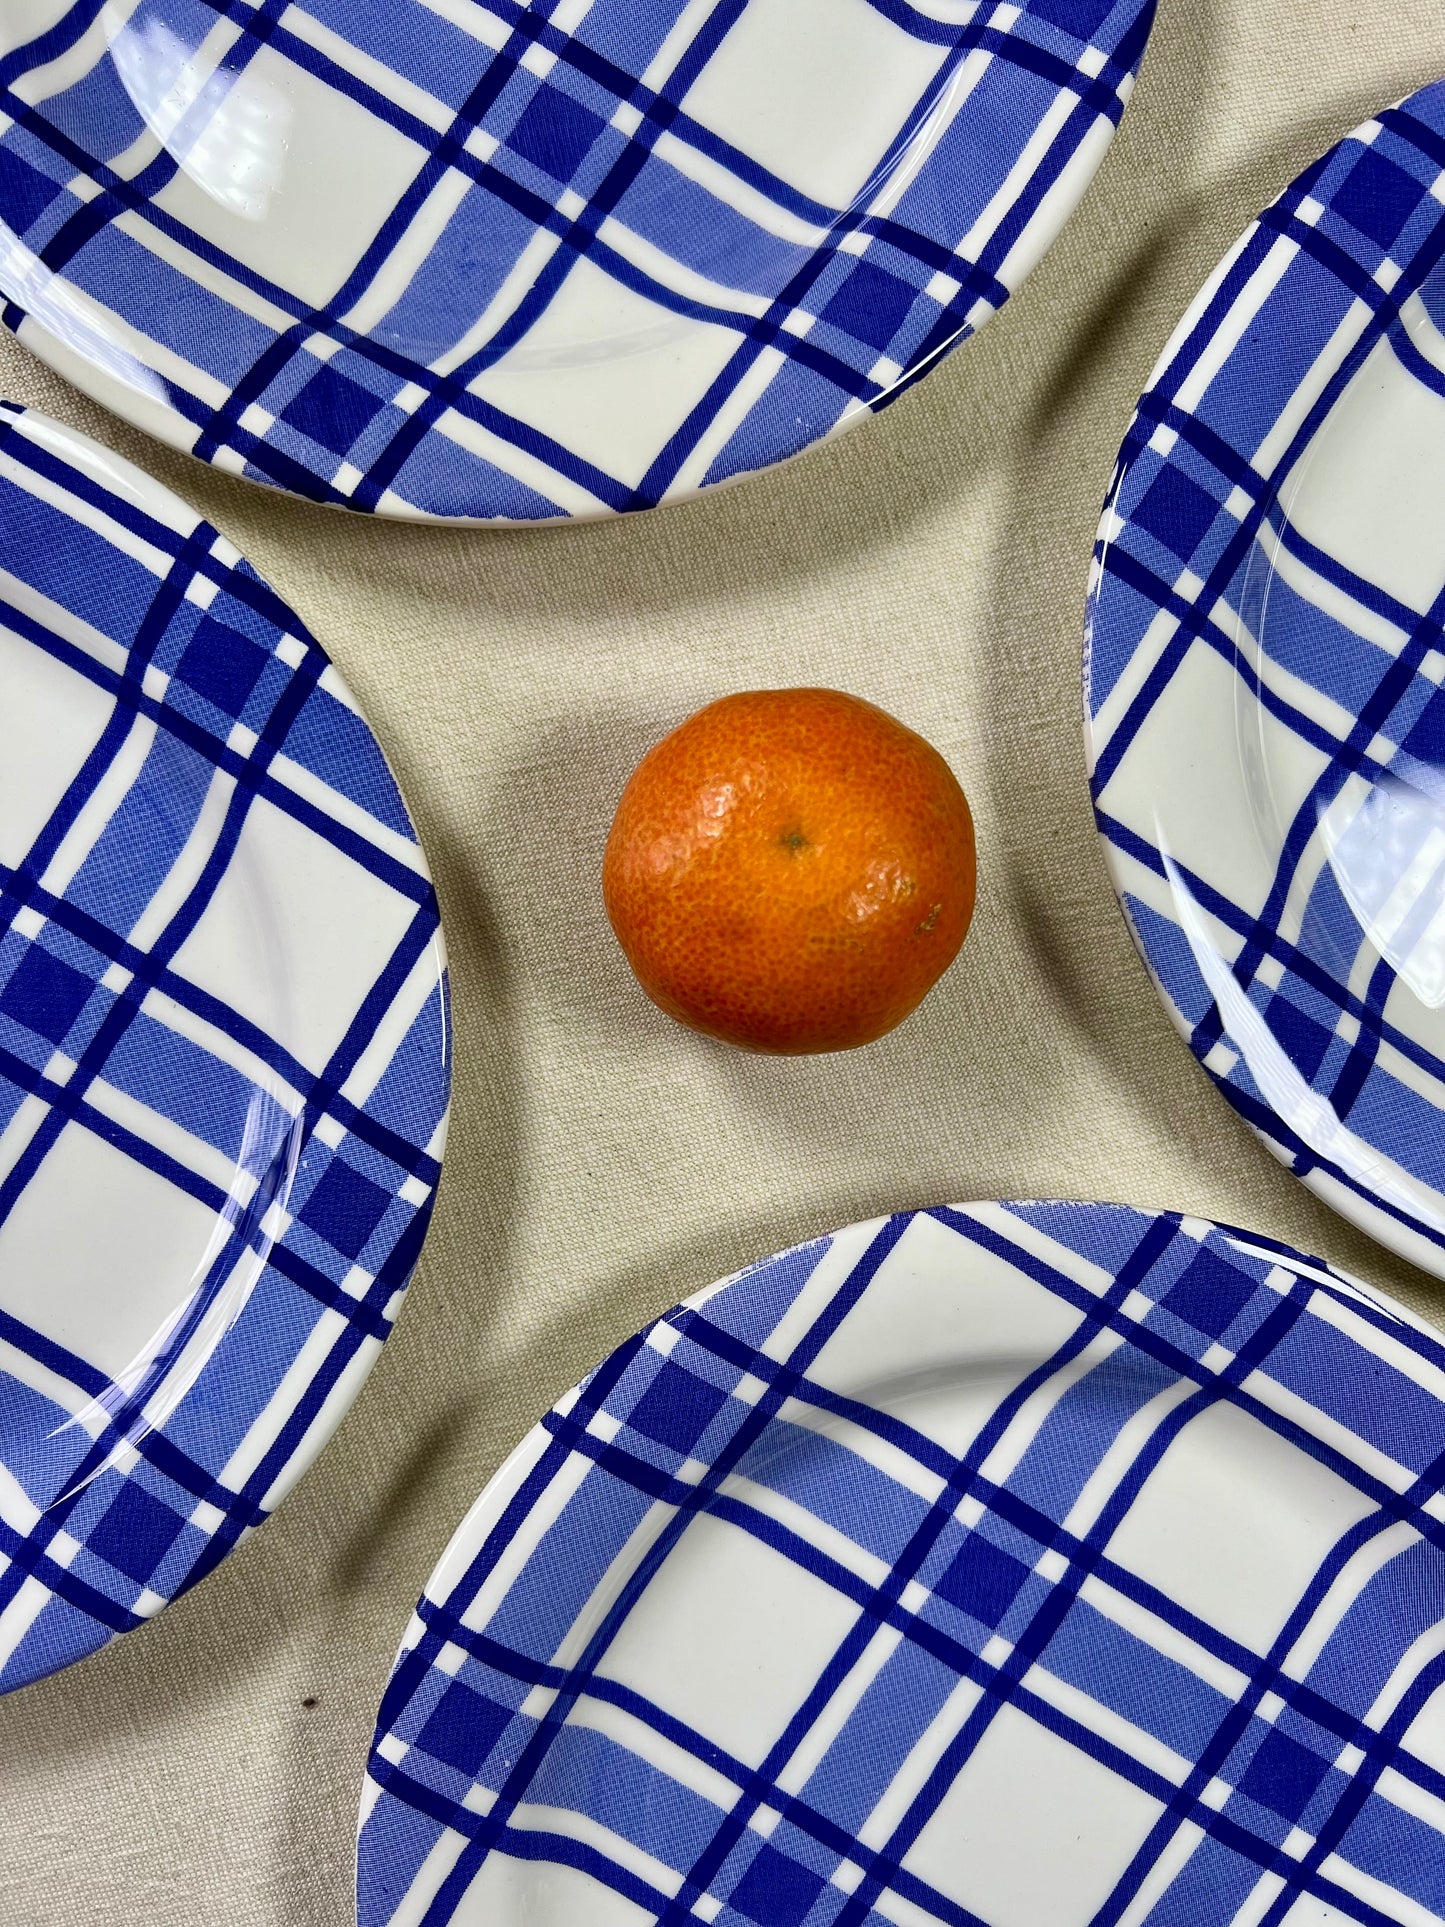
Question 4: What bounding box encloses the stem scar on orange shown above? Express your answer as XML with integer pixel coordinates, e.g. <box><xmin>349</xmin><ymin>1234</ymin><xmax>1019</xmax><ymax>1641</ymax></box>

<box><xmin>602</xmin><ymin>688</ymin><xmax>977</xmax><ymax>1054</ymax></box>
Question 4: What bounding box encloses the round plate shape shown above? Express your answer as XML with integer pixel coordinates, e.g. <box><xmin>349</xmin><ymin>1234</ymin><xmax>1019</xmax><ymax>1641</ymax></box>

<box><xmin>0</xmin><ymin>402</ymin><xmax>449</xmax><ymax>1693</ymax></box>
<box><xmin>357</xmin><ymin>1201</ymin><xmax>1445</xmax><ymax>1927</ymax></box>
<box><xmin>0</xmin><ymin>0</ymin><xmax>1153</xmax><ymax>525</ymax></box>
<box><xmin>1085</xmin><ymin>82</ymin><xmax>1445</xmax><ymax>1279</ymax></box>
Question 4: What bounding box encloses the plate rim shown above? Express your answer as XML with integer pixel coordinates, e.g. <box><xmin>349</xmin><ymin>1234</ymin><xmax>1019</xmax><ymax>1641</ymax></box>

<box><xmin>0</xmin><ymin>398</ymin><xmax>452</xmax><ymax>1693</ymax></box>
<box><xmin>0</xmin><ymin>0</ymin><xmax>1155</xmax><ymax>526</ymax></box>
<box><xmin>355</xmin><ymin>1196</ymin><xmax>1445</xmax><ymax>1927</ymax></box>
<box><xmin>1083</xmin><ymin>78</ymin><xmax>1445</xmax><ymax>1282</ymax></box>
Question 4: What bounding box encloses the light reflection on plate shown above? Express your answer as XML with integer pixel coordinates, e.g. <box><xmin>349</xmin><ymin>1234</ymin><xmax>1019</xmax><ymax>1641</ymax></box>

<box><xmin>1086</xmin><ymin>79</ymin><xmax>1445</xmax><ymax>1278</ymax></box>
<box><xmin>0</xmin><ymin>402</ymin><xmax>449</xmax><ymax>1693</ymax></box>
<box><xmin>0</xmin><ymin>0</ymin><xmax>1154</xmax><ymax>522</ymax></box>
<box><xmin>357</xmin><ymin>1203</ymin><xmax>1445</xmax><ymax>1927</ymax></box>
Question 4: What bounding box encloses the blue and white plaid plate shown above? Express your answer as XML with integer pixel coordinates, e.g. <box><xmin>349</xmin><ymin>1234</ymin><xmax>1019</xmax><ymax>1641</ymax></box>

<box><xmin>0</xmin><ymin>0</ymin><xmax>1153</xmax><ymax>524</ymax></box>
<box><xmin>0</xmin><ymin>402</ymin><xmax>449</xmax><ymax>1694</ymax></box>
<box><xmin>356</xmin><ymin>1202</ymin><xmax>1445</xmax><ymax>1927</ymax></box>
<box><xmin>1085</xmin><ymin>82</ymin><xmax>1445</xmax><ymax>1282</ymax></box>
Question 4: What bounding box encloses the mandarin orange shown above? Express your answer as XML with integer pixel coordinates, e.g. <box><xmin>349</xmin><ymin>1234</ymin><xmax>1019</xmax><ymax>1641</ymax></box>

<box><xmin>602</xmin><ymin>688</ymin><xmax>976</xmax><ymax>1054</ymax></box>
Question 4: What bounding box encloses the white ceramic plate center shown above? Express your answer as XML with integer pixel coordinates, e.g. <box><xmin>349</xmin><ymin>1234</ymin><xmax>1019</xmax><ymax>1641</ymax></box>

<box><xmin>0</xmin><ymin>402</ymin><xmax>450</xmax><ymax>1693</ymax></box>
<box><xmin>357</xmin><ymin>1203</ymin><xmax>1445</xmax><ymax>1927</ymax></box>
<box><xmin>0</xmin><ymin>0</ymin><xmax>1155</xmax><ymax>521</ymax></box>
<box><xmin>1086</xmin><ymin>80</ymin><xmax>1445</xmax><ymax>1277</ymax></box>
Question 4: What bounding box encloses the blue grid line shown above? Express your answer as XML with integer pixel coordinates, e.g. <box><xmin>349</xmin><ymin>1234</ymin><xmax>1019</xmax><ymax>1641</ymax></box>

<box><xmin>0</xmin><ymin>838</ymin><xmax>440</xmax><ymax>1176</ymax></box>
<box><xmin>1092</xmin><ymin>201</ymin><xmax>1445</xmax><ymax>792</ymax></box>
<box><xmin>423</xmin><ymin>1216</ymin><xmax>915</xmax><ymax>1923</ymax></box>
<box><xmin>397</xmin><ymin>1537</ymin><xmax>1445</xmax><ymax>1839</ymax></box>
<box><xmin>1086</xmin><ymin>81</ymin><xmax>1445</xmax><ymax>1277</ymax></box>
<box><xmin>0</xmin><ymin>551</ymin><xmax>436</xmax><ymax>911</ymax></box>
<box><xmin>364</xmin><ymin>1576</ymin><xmax>1438</xmax><ymax>1927</ymax></box>
<box><xmin>0</xmin><ymin>643</ymin><xmax>438</xmax><ymax>1175</ymax></box>
<box><xmin>1092</xmin><ymin>103</ymin><xmax>1445</xmax><ymax>775</ymax></box>
<box><xmin>0</xmin><ymin>0</ymin><xmax>1154</xmax><ymax>521</ymax></box>
<box><xmin>359</xmin><ymin>1204</ymin><xmax>1445</xmax><ymax>1927</ymax></box>
<box><xmin>0</xmin><ymin>401</ymin><xmax>449</xmax><ymax>1692</ymax></box>
<box><xmin>399</xmin><ymin>1367</ymin><xmax>1445</xmax><ymax>1820</ymax></box>
<box><xmin>1090</xmin><ymin>807</ymin><xmax>1445</xmax><ymax>1107</ymax></box>
<box><xmin>0</xmin><ymin>877</ymin><xmax>436</xmax><ymax>1616</ymax></box>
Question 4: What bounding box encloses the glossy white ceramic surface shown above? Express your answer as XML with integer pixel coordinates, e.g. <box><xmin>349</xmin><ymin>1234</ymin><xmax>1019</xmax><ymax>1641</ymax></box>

<box><xmin>358</xmin><ymin>1203</ymin><xmax>1445</xmax><ymax>1927</ymax></box>
<box><xmin>0</xmin><ymin>401</ymin><xmax>449</xmax><ymax>1691</ymax></box>
<box><xmin>0</xmin><ymin>0</ymin><xmax>1155</xmax><ymax>521</ymax></box>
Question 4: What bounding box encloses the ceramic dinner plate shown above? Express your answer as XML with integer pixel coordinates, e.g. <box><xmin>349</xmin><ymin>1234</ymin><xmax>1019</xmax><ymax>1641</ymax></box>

<box><xmin>0</xmin><ymin>0</ymin><xmax>1153</xmax><ymax>524</ymax></box>
<box><xmin>1085</xmin><ymin>82</ymin><xmax>1445</xmax><ymax>1281</ymax></box>
<box><xmin>356</xmin><ymin>1201</ymin><xmax>1445</xmax><ymax>1927</ymax></box>
<box><xmin>0</xmin><ymin>402</ymin><xmax>449</xmax><ymax>1693</ymax></box>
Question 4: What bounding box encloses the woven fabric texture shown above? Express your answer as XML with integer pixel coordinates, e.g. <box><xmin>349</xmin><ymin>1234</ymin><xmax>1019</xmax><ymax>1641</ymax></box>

<box><xmin>2</xmin><ymin>3</ymin><xmax>1444</xmax><ymax>1924</ymax></box>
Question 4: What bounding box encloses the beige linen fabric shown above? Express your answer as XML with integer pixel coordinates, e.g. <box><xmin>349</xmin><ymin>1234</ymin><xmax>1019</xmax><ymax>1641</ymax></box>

<box><xmin>3</xmin><ymin>4</ymin><xmax>1445</xmax><ymax>1920</ymax></box>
